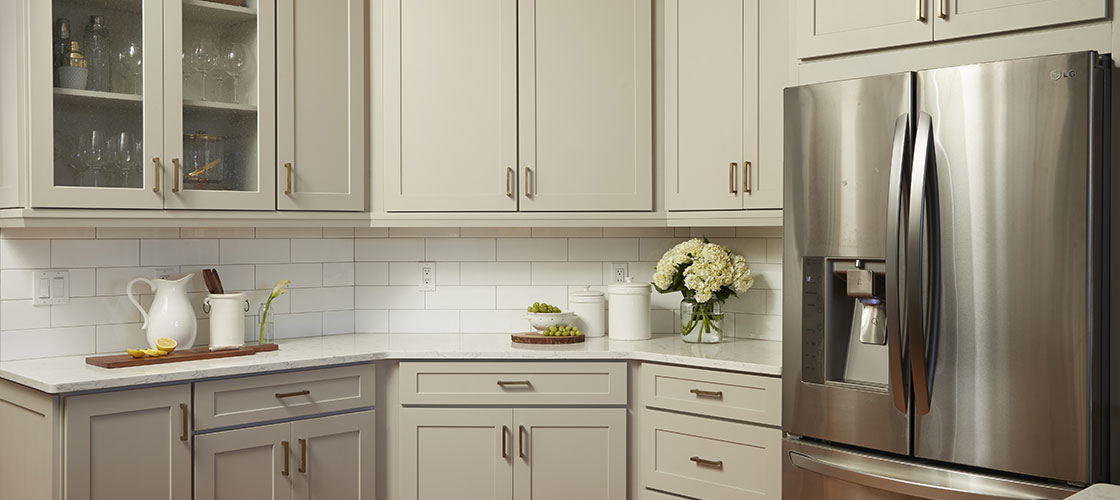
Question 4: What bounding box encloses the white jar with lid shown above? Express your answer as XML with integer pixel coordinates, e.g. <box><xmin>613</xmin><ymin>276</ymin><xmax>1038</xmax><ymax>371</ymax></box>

<box><xmin>570</xmin><ymin>286</ymin><xmax>606</xmax><ymax>338</ymax></box>
<box><xmin>608</xmin><ymin>278</ymin><xmax>651</xmax><ymax>341</ymax></box>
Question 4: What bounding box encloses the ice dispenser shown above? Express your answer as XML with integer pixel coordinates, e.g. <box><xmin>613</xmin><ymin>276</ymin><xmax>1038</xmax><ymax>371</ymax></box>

<box><xmin>801</xmin><ymin>257</ymin><xmax>890</xmax><ymax>386</ymax></box>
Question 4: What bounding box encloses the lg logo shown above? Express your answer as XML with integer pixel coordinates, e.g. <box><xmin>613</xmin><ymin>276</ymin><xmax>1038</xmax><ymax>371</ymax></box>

<box><xmin>1050</xmin><ymin>69</ymin><xmax>1077</xmax><ymax>80</ymax></box>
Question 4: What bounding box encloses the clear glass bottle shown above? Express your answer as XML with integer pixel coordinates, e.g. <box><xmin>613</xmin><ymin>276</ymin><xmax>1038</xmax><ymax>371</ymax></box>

<box><xmin>83</xmin><ymin>16</ymin><xmax>111</xmax><ymax>92</ymax></box>
<box><xmin>680</xmin><ymin>298</ymin><xmax>724</xmax><ymax>344</ymax></box>
<box><xmin>54</xmin><ymin>18</ymin><xmax>71</xmax><ymax>88</ymax></box>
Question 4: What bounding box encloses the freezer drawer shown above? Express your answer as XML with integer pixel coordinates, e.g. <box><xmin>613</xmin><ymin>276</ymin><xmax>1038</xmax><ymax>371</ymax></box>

<box><xmin>782</xmin><ymin>439</ymin><xmax>1078</xmax><ymax>500</ymax></box>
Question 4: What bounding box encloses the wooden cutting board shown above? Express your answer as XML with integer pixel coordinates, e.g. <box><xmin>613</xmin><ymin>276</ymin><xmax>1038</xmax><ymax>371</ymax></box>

<box><xmin>86</xmin><ymin>344</ymin><xmax>279</xmax><ymax>369</ymax></box>
<box><xmin>511</xmin><ymin>332</ymin><xmax>585</xmax><ymax>344</ymax></box>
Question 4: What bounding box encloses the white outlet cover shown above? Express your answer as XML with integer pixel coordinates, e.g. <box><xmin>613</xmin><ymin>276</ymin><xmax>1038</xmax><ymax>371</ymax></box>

<box><xmin>33</xmin><ymin>270</ymin><xmax>70</xmax><ymax>306</ymax></box>
<box><xmin>611</xmin><ymin>263</ymin><xmax>629</xmax><ymax>283</ymax></box>
<box><xmin>419</xmin><ymin>262</ymin><xmax>436</xmax><ymax>291</ymax></box>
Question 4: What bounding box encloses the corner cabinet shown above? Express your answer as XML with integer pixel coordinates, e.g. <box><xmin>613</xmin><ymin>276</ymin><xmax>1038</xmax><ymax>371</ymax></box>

<box><xmin>383</xmin><ymin>0</ymin><xmax>653</xmax><ymax>213</ymax></box>
<box><xmin>664</xmin><ymin>0</ymin><xmax>781</xmax><ymax>212</ymax></box>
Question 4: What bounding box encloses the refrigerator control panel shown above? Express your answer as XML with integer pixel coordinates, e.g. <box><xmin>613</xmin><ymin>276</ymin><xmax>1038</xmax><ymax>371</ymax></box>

<box><xmin>802</xmin><ymin>257</ymin><xmax>825</xmax><ymax>383</ymax></box>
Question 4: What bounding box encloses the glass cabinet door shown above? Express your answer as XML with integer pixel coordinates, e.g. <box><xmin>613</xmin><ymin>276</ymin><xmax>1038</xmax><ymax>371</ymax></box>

<box><xmin>163</xmin><ymin>0</ymin><xmax>275</xmax><ymax>210</ymax></box>
<box><xmin>33</xmin><ymin>0</ymin><xmax>166</xmax><ymax>208</ymax></box>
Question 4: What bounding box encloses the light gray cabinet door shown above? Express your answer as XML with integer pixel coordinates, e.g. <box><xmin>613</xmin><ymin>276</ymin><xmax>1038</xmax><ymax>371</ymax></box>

<box><xmin>513</xmin><ymin>408</ymin><xmax>627</xmax><ymax>500</ymax></box>
<box><xmin>933</xmin><ymin>0</ymin><xmax>1108</xmax><ymax>40</ymax></box>
<box><xmin>195</xmin><ymin>422</ymin><xmax>292</xmax><ymax>500</ymax></box>
<box><xmin>63</xmin><ymin>384</ymin><xmax>191</xmax><ymax>500</ymax></box>
<box><xmin>400</xmin><ymin>408</ymin><xmax>514</xmax><ymax>500</ymax></box>
<box><xmin>795</xmin><ymin>0</ymin><xmax>933</xmax><ymax>58</ymax></box>
<box><xmin>518</xmin><ymin>0</ymin><xmax>653</xmax><ymax>212</ymax></box>
<box><xmin>291</xmin><ymin>410</ymin><xmax>375</xmax><ymax>500</ymax></box>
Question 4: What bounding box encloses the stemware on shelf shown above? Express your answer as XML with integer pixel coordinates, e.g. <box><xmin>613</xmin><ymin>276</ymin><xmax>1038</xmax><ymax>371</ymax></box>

<box><xmin>224</xmin><ymin>43</ymin><xmax>247</xmax><ymax>104</ymax></box>
<box><xmin>188</xmin><ymin>38</ymin><xmax>219</xmax><ymax>101</ymax></box>
<box><xmin>117</xmin><ymin>41</ymin><xmax>142</xmax><ymax>95</ymax></box>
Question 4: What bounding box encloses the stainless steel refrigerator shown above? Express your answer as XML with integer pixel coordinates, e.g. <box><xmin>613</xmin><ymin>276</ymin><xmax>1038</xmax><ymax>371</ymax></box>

<box><xmin>782</xmin><ymin>51</ymin><xmax>1113</xmax><ymax>499</ymax></box>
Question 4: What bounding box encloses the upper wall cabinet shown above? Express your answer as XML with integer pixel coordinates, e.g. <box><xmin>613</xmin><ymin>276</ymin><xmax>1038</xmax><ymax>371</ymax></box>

<box><xmin>383</xmin><ymin>0</ymin><xmax>653</xmax><ymax>213</ymax></box>
<box><xmin>665</xmin><ymin>0</ymin><xmax>780</xmax><ymax>212</ymax></box>
<box><xmin>276</xmin><ymin>0</ymin><xmax>366</xmax><ymax>211</ymax></box>
<box><xmin>796</xmin><ymin>0</ymin><xmax>1108</xmax><ymax>59</ymax></box>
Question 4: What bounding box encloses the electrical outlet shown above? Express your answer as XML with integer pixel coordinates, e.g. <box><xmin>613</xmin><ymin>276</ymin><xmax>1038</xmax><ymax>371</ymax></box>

<box><xmin>611</xmin><ymin>263</ymin><xmax>629</xmax><ymax>283</ymax></box>
<box><xmin>33</xmin><ymin>270</ymin><xmax>70</xmax><ymax>306</ymax></box>
<box><xmin>154</xmin><ymin>267</ymin><xmax>178</xmax><ymax>279</ymax></box>
<box><xmin>419</xmin><ymin>262</ymin><xmax>436</xmax><ymax>291</ymax></box>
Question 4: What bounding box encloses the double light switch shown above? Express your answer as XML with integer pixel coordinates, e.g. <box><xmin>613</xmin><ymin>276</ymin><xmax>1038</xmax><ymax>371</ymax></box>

<box><xmin>33</xmin><ymin>271</ymin><xmax>70</xmax><ymax>306</ymax></box>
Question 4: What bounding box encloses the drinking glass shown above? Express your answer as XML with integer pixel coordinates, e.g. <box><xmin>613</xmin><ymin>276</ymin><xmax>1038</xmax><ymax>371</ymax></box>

<box><xmin>116</xmin><ymin>132</ymin><xmax>139</xmax><ymax>188</ymax></box>
<box><xmin>188</xmin><ymin>39</ymin><xmax>219</xmax><ymax>100</ymax></box>
<box><xmin>81</xmin><ymin>130</ymin><xmax>107</xmax><ymax>187</ymax></box>
<box><xmin>118</xmin><ymin>41</ymin><xmax>142</xmax><ymax>95</ymax></box>
<box><xmin>224</xmin><ymin>44</ymin><xmax>247</xmax><ymax>104</ymax></box>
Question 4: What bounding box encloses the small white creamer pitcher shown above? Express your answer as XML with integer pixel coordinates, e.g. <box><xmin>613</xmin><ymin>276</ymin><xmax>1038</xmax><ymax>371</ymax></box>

<box><xmin>127</xmin><ymin>273</ymin><xmax>198</xmax><ymax>349</ymax></box>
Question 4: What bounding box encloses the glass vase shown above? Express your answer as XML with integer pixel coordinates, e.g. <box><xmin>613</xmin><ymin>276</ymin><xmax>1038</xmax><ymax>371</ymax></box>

<box><xmin>680</xmin><ymin>298</ymin><xmax>724</xmax><ymax>344</ymax></box>
<box><xmin>256</xmin><ymin>302</ymin><xmax>275</xmax><ymax>345</ymax></box>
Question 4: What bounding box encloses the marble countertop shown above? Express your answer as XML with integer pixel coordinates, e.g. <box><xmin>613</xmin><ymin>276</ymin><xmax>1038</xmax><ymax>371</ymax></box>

<box><xmin>1066</xmin><ymin>484</ymin><xmax>1120</xmax><ymax>499</ymax></box>
<box><xmin>0</xmin><ymin>333</ymin><xmax>782</xmax><ymax>394</ymax></box>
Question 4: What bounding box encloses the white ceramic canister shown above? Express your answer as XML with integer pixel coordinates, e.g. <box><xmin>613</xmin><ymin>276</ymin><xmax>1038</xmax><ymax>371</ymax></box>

<box><xmin>569</xmin><ymin>286</ymin><xmax>606</xmax><ymax>338</ymax></box>
<box><xmin>204</xmin><ymin>293</ymin><xmax>250</xmax><ymax>350</ymax></box>
<box><xmin>608</xmin><ymin>278</ymin><xmax>651</xmax><ymax>341</ymax></box>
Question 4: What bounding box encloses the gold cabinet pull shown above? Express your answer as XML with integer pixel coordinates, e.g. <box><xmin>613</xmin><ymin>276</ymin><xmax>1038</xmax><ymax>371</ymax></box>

<box><xmin>501</xmin><ymin>425</ymin><xmax>509</xmax><ymax>458</ymax></box>
<box><xmin>938</xmin><ymin>0</ymin><xmax>947</xmax><ymax>18</ymax></box>
<box><xmin>152</xmin><ymin>157</ymin><xmax>161</xmax><ymax>193</ymax></box>
<box><xmin>690</xmin><ymin>456</ymin><xmax>723</xmax><ymax>469</ymax></box>
<box><xmin>298</xmin><ymin>438</ymin><xmax>307</xmax><ymax>473</ymax></box>
<box><xmin>916</xmin><ymin>0</ymin><xmax>926</xmax><ymax>20</ymax></box>
<box><xmin>171</xmin><ymin>158</ymin><xmax>180</xmax><ymax>193</ymax></box>
<box><xmin>284</xmin><ymin>162</ymin><xmax>293</xmax><ymax>195</ymax></box>
<box><xmin>690</xmin><ymin>388</ymin><xmax>724</xmax><ymax>399</ymax></box>
<box><xmin>518</xmin><ymin>425</ymin><xmax>526</xmax><ymax>459</ymax></box>
<box><xmin>497</xmin><ymin>380</ymin><xmax>531</xmax><ymax>387</ymax></box>
<box><xmin>524</xmin><ymin>166</ymin><xmax>532</xmax><ymax>197</ymax></box>
<box><xmin>744</xmin><ymin>161</ymin><xmax>752</xmax><ymax>194</ymax></box>
<box><xmin>729</xmin><ymin>162</ymin><xmax>738</xmax><ymax>194</ymax></box>
<box><xmin>281</xmin><ymin>441</ymin><xmax>290</xmax><ymax>476</ymax></box>
<box><xmin>506</xmin><ymin>167</ymin><xmax>514</xmax><ymax>198</ymax></box>
<box><xmin>275</xmin><ymin>390</ymin><xmax>311</xmax><ymax>399</ymax></box>
<box><xmin>179</xmin><ymin>403</ymin><xmax>188</xmax><ymax>441</ymax></box>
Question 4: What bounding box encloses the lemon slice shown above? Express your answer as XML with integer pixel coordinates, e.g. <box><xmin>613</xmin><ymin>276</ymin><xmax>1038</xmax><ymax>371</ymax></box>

<box><xmin>155</xmin><ymin>337</ymin><xmax>178</xmax><ymax>354</ymax></box>
<box><xmin>126</xmin><ymin>349</ymin><xmax>146</xmax><ymax>358</ymax></box>
<box><xmin>144</xmin><ymin>349</ymin><xmax>167</xmax><ymax>357</ymax></box>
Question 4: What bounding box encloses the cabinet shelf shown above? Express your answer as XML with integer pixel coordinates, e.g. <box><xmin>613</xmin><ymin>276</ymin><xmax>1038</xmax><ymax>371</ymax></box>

<box><xmin>183</xmin><ymin>99</ymin><xmax>258</xmax><ymax>115</ymax></box>
<box><xmin>54</xmin><ymin>88</ymin><xmax>143</xmax><ymax>109</ymax></box>
<box><xmin>182</xmin><ymin>0</ymin><xmax>257</xmax><ymax>26</ymax></box>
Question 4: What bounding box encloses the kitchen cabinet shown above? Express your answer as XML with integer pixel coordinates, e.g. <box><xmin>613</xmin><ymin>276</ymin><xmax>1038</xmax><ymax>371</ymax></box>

<box><xmin>63</xmin><ymin>384</ymin><xmax>192</xmax><ymax>500</ymax></box>
<box><xmin>400</xmin><ymin>407</ymin><xmax>626</xmax><ymax>500</ymax></box>
<box><xmin>383</xmin><ymin>0</ymin><xmax>652</xmax><ymax>213</ymax></box>
<box><xmin>277</xmin><ymin>0</ymin><xmax>365</xmax><ymax>211</ymax></box>
<box><xmin>196</xmin><ymin>411</ymin><xmax>375</xmax><ymax>500</ymax></box>
<box><xmin>30</xmin><ymin>0</ymin><xmax>275</xmax><ymax>210</ymax></box>
<box><xmin>933</xmin><ymin>0</ymin><xmax>1108</xmax><ymax>41</ymax></box>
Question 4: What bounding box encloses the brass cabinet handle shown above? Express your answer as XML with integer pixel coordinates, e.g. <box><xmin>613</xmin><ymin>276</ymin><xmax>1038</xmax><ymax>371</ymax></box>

<box><xmin>691</xmin><ymin>456</ymin><xmax>723</xmax><ymax>469</ymax></box>
<box><xmin>729</xmin><ymin>162</ymin><xmax>738</xmax><ymax>194</ymax></box>
<box><xmin>524</xmin><ymin>166</ymin><xmax>532</xmax><ymax>197</ymax></box>
<box><xmin>938</xmin><ymin>0</ymin><xmax>947</xmax><ymax>18</ymax></box>
<box><xmin>497</xmin><ymin>380</ymin><xmax>531</xmax><ymax>387</ymax></box>
<box><xmin>916</xmin><ymin>0</ymin><xmax>926</xmax><ymax>21</ymax></box>
<box><xmin>281</xmin><ymin>441</ymin><xmax>290</xmax><ymax>476</ymax></box>
<box><xmin>171</xmin><ymin>158</ymin><xmax>180</xmax><ymax>193</ymax></box>
<box><xmin>179</xmin><ymin>403</ymin><xmax>188</xmax><ymax>441</ymax></box>
<box><xmin>152</xmin><ymin>157</ymin><xmax>161</xmax><ymax>193</ymax></box>
<box><xmin>275</xmin><ymin>390</ymin><xmax>311</xmax><ymax>399</ymax></box>
<box><xmin>518</xmin><ymin>425</ymin><xmax>526</xmax><ymax>459</ymax></box>
<box><xmin>690</xmin><ymin>388</ymin><xmax>724</xmax><ymax>399</ymax></box>
<box><xmin>744</xmin><ymin>161</ymin><xmax>752</xmax><ymax>194</ymax></box>
<box><xmin>501</xmin><ymin>425</ymin><xmax>509</xmax><ymax>458</ymax></box>
<box><xmin>298</xmin><ymin>438</ymin><xmax>307</xmax><ymax>473</ymax></box>
<box><xmin>506</xmin><ymin>167</ymin><xmax>514</xmax><ymax>198</ymax></box>
<box><xmin>284</xmin><ymin>162</ymin><xmax>293</xmax><ymax>195</ymax></box>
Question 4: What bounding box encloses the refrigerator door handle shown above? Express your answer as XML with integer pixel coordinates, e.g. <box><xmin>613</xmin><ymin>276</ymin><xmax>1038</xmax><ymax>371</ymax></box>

<box><xmin>907</xmin><ymin>112</ymin><xmax>942</xmax><ymax>416</ymax></box>
<box><xmin>787</xmin><ymin>450</ymin><xmax>1054</xmax><ymax>500</ymax></box>
<box><xmin>885</xmin><ymin>114</ymin><xmax>911</xmax><ymax>413</ymax></box>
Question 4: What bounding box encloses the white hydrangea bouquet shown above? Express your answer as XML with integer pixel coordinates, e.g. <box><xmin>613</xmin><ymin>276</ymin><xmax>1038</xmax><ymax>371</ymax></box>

<box><xmin>653</xmin><ymin>238</ymin><xmax>754</xmax><ymax>343</ymax></box>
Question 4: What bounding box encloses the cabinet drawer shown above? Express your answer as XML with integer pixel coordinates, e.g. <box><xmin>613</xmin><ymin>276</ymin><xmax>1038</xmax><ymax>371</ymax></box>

<box><xmin>194</xmin><ymin>364</ymin><xmax>375</xmax><ymax>430</ymax></box>
<box><xmin>399</xmin><ymin>361</ymin><xmax>627</xmax><ymax>406</ymax></box>
<box><xmin>644</xmin><ymin>409</ymin><xmax>781</xmax><ymax>500</ymax></box>
<box><xmin>641</xmin><ymin>363</ymin><xmax>780</xmax><ymax>426</ymax></box>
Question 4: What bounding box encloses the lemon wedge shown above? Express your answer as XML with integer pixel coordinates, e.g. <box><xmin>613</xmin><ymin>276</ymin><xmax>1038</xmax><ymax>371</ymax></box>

<box><xmin>155</xmin><ymin>337</ymin><xmax>178</xmax><ymax>354</ymax></box>
<box><xmin>144</xmin><ymin>349</ymin><xmax>167</xmax><ymax>357</ymax></box>
<box><xmin>126</xmin><ymin>349</ymin><xmax>146</xmax><ymax>358</ymax></box>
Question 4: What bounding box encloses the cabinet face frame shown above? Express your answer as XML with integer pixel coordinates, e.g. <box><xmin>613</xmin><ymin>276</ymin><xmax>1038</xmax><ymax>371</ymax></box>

<box><xmin>28</xmin><ymin>0</ymin><xmax>167</xmax><ymax>209</ymax></box>
<box><xmin>277</xmin><ymin>0</ymin><xmax>367</xmax><ymax>211</ymax></box>
<box><xmin>795</xmin><ymin>0</ymin><xmax>934</xmax><ymax>58</ymax></box>
<box><xmin>63</xmin><ymin>384</ymin><xmax>192</xmax><ymax>500</ymax></box>
<box><xmin>932</xmin><ymin>0</ymin><xmax>1108</xmax><ymax>41</ymax></box>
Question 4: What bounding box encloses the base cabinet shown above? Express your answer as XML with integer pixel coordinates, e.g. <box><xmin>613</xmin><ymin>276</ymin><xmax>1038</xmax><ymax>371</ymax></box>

<box><xmin>195</xmin><ymin>410</ymin><xmax>375</xmax><ymax>500</ymax></box>
<box><xmin>400</xmin><ymin>407</ymin><xmax>626</xmax><ymax>500</ymax></box>
<box><xmin>63</xmin><ymin>385</ymin><xmax>191</xmax><ymax>500</ymax></box>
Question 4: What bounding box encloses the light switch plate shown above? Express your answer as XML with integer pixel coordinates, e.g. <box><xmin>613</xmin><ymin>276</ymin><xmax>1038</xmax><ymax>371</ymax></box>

<box><xmin>33</xmin><ymin>270</ymin><xmax>70</xmax><ymax>306</ymax></box>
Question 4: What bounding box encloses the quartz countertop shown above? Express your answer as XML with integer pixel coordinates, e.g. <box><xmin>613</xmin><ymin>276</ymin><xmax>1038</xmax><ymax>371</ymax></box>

<box><xmin>0</xmin><ymin>333</ymin><xmax>782</xmax><ymax>394</ymax></box>
<box><xmin>1065</xmin><ymin>484</ymin><xmax>1119</xmax><ymax>499</ymax></box>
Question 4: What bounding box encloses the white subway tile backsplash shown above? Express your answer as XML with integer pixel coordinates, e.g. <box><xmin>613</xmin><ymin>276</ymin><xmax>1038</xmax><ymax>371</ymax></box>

<box><xmin>691</xmin><ymin>227</ymin><xmax>736</xmax><ymax>238</ymax></box>
<box><xmin>355</xmin><ymin>239</ymin><xmax>424</xmax><ymax>261</ymax></box>
<box><xmin>497</xmin><ymin>238</ymin><xmax>567</xmax><ymax>262</ymax></box>
<box><xmin>425</xmin><ymin>286</ymin><xmax>496</xmax><ymax>310</ymax></box>
<box><xmin>766</xmin><ymin>289</ymin><xmax>782</xmax><ymax>315</ymax></box>
<box><xmin>531</xmin><ymin>262</ymin><xmax>603</xmax><ymax>285</ymax></box>
<box><xmin>638</xmin><ymin>238</ymin><xmax>681</xmax><ymax>262</ymax></box>
<box><xmin>388</xmin><ymin>262</ymin><xmax>420</xmax><ymax>286</ymax></box>
<box><xmin>749</xmin><ymin>263</ymin><xmax>782</xmax><ymax>290</ymax></box>
<box><xmin>724</xmin><ymin>289</ymin><xmax>767</xmax><ymax>314</ymax></box>
<box><xmin>1</xmin><ymin>300</ymin><xmax>51</xmax><ymax>330</ymax></box>
<box><xmin>735</xmin><ymin>313</ymin><xmax>782</xmax><ymax>341</ymax></box>
<box><xmin>180</xmin><ymin>265</ymin><xmax>255</xmax><ymax>293</ymax></box>
<box><xmin>389</xmin><ymin>310</ymin><xmax>459</xmax><ymax>333</ymax></box>
<box><xmin>324</xmin><ymin>228</ymin><xmax>356</xmax><ymax>238</ymax></box>
<box><xmin>70</xmin><ymin>269</ymin><xmax>96</xmax><ymax>297</ymax></box>
<box><xmin>256</xmin><ymin>263</ymin><xmax>322</xmax><ymax>289</ymax></box>
<box><xmin>96</xmin><ymin>267</ymin><xmax>174</xmax><ymax>296</ymax></box>
<box><xmin>767</xmin><ymin>238</ymin><xmax>783</xmax><ymax>263</ymax></box>
<box><xmin>355</xmin><ymin>228</ymin><xmax>390</xmax><ymax>238</ymax></box>
<box><xmin>712</xmin><ymin>238</ymin><xmax>767</xmax><ymax>263</ymax></box>
<box><xmin>52</xmin><ymin>240</ymin><xmax>139</xmax><ymax>268</ymax></box>
<box><xmin>141</xmin><ymin>239</ymin><xmax>219</xmax><ymax>266</ymax></box>
<box><xmin>290</xmin><ymin>287</ymin><xmax>354</xmax><ymax>313</ymax></box>
<box><xmin>355</xmin><ymin>263</ymin><xmax>389</xmax><ymax>286</ymax></box>
<box><xmin>273</xmin><ymin>312</ymin><xmax>323</xmax><ymax>339</ymax></box>
<box><xmin>496</xmin><ymin>286</ymin><xmax>569</xmax><ymax>310</ymax></box>
<box><xmin>95</xmin><ymin>323</ymin><xmax>146</xmax><ymax>353</ymax></box>
<box><xmin>426</xmin><ymin>239</ymin><xmax>495</xmax><ymax>262</ymax></box>
<box><xmin>651</xmin><ymin>309</ymin><xmax>675</xmax><ymax>334</ymax></box>
<box><xmin>323</xmin><ymin>310</ymin><xmax>355</xmax><ymax>335</ymax></box>
<box><xmin>291</xmin><ymin>239</ymin><xmax>354</xmax><ymax>263</ymax></box>
<box><xmin>1</xmin><ymin>327</ymin><xmax>96</xmax><ymax>361</ymax></box>
<box><xmin>460</xmin><ymin>263</ymin><xmax>531</xmax><ymax>286</ymax></box>
<box><xmin>356</xmin><ymin>286</ymin><xmax>424</xmax><ymax>310</ymax></box>
<box><xmin>437</xmin><ymin>263</ymin><xmax>459</xmax><ymax>285</ymax></box>
<box><xmin>0</xmin><ymin>269</ymin><xmax>91</xmax><ymax>300</ymax></box>
<box><xmin>97</xmin><ymin>228</ymin><xmax>179</xmax><ymax>239</ymax></box>
<box><xmin>52</xmin><ymin>296</ymin><xmax>139</xmax><ymax>327</ymax></box>
<box><xmin>568</xmin><ymin>238</ymin><xmax>638</xmax><ymax>262</ymax></box>
<box><xmin>355</xmin><ymin>310</ymin><xmax>389</xmax><ymax>333</ymax></box>
<box><xmin>221</xmin><ymin>239</ymin><xmax>290</xmax><ymax>265</ymax></box>
<box><xmin>460</xmin><ymin>310</ymin><xmax>525</xmax><ymax>333</ymax></box>
<box><xmin>324</xmin><ymin>263</ymin><xmax>356</xmax><ymax>287</ymax></box>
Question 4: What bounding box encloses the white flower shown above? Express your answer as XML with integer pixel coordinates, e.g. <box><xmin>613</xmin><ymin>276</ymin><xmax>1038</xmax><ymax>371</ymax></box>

<box><xmin>652</xmin><ymin>239</ymin><xmax>754</xmax><ymax>303</ymax></box>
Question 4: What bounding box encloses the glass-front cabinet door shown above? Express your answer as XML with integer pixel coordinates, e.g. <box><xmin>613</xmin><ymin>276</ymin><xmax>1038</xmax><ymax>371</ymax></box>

<box><xmin>32</xmin><ymin>0</ymin><xmax>166</xmax><ymax>208</ymax></box>
<box><xmin>164</xmin><ymin>0</ymin><xmax>274</xmax><ymax>209</ymax></box>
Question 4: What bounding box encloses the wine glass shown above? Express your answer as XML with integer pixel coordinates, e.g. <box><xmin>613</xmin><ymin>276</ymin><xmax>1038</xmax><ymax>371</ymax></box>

<box><xmin>188</xmin><ymin>39</ymin><xmax>219</xmax><ymax>100</ymax></box>
<box><xmin>118</xmin><ymin>42</ymin><xmax>143</xmax><ymax>95</ymax></box>
<box><xmin>116</xmin><ymin>132</ymin><xmax>138</xmax><ymax>188</ymax></box>
<box><xmin>224</xmin><ymin>44</ymin><xmax>247</xmax><ymax>104</ymax></box>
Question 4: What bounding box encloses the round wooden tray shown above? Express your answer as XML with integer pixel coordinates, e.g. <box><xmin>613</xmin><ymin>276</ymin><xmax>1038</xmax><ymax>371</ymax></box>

<box><xmin>511</xmin><ymin>332</ymin><xmax>586</xmax><ymax>344</ymax></box>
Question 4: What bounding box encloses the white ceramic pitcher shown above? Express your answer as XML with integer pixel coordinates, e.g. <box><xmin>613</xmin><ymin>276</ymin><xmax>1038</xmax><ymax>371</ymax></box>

<box><xmin>127</xmin><ymin>273</ymin><xmax>197</xmax><ymax>349</ymax></box>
